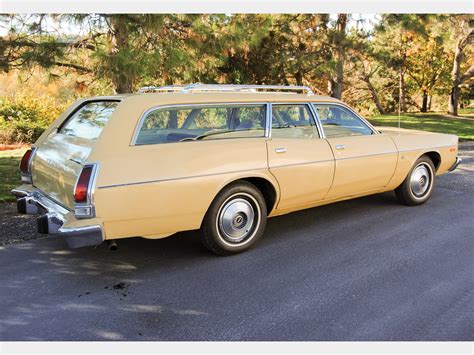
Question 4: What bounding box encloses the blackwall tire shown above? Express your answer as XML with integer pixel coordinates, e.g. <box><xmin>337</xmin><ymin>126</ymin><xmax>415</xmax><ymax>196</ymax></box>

<box><xmin>395</xmin><ymin>156</ymin><xmax>436</xmax><ymax>206</ymax></box>
<box><xmin>201</xmin><ymin>181</ymin><xmax>267</xmax><ymax>255</ymax></box>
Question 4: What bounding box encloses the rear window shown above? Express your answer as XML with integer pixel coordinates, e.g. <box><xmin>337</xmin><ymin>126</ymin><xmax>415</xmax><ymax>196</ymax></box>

<box><xmin>59</xmin><ymin>101</ymin><xmax>119</xmax><ymax>140</ymax></box>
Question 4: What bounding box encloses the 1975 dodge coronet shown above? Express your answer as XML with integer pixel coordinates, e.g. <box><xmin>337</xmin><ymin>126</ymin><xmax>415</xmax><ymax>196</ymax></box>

<box><xmin>12</xmin><ymin>84</ymin><xmax>461</xmax><ymax>255</ymax></box>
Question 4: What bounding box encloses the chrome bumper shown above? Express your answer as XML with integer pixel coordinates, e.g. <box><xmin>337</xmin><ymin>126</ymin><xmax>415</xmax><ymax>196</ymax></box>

<box><xmin>448</xmin><ymin>157</ymin><xmax>462</xmax><ymax>172</ymax></box>
<box><xmin>11</xmin><ymin>186</ymin><xmax>104</xmax><ymax>248</ymax></box>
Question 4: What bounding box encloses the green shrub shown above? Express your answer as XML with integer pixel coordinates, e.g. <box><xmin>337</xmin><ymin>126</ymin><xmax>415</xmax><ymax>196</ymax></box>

<box><xmin>0</xmin><ymin>95</ymin><xmax>70</xmax><ymax>144</ymax></box>
<box><xmin>0</xmin><ymin>120</ymin><xmax>48</xmax><ymax>144</ymax></box>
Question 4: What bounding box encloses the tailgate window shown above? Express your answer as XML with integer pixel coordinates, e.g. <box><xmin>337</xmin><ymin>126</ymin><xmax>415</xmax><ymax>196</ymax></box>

<box><xmin>59</xmin><ymin>101</ymin><xmax>119</xmax><ymax>140</ymax></box>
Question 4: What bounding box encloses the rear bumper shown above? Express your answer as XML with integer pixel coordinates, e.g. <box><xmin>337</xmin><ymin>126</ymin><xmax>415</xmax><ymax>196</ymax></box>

<box><xmin>11</xmin><ymin>185</ymin><xmax>104</xmax><ymax>248</ymax></box>
<box><xmin>448</xmin><ymin>157</ymin><xmax>462</xmax><ymax>172</ymax></box>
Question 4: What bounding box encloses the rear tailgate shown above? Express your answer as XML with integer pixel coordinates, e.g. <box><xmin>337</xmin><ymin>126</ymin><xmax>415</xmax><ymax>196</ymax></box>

<box><xmin>31</xmin><ymin>100</ymin><xmax>119</xmax><ymax>209</ymax></box>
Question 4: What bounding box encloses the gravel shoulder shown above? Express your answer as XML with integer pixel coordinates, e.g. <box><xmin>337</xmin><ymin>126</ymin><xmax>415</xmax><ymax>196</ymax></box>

<box><xmin>0</xmin><ymin>202</ymin><xmax>45</xmax><ymax>246</ymax></box>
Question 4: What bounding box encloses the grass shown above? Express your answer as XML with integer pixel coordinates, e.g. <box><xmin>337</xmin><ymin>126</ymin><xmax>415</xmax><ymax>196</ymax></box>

<box><xmin>0</xmin><ymin>148</ymin><xmax>25</xmax><ymax>202</ymax></box>
<box><xmin>367</xmin><ymin>113</ymin><xmax>474</xmax><ymax>141</ymax></box>
<box><xmin>460</xmin><ymin>107</ymin><xmax>474</xmax><ymax>115</ymax></box>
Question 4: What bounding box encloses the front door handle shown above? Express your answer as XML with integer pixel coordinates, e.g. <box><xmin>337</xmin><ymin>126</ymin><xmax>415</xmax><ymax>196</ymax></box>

<box><xmin>275</xmin><ymin>147</ymin><xmax>287</xmax><ymax>154</ymax></box>
<box><xmin>335</xmin><ymin>144</ymin><xmax>345</xmax><ymax>150</ymax></box>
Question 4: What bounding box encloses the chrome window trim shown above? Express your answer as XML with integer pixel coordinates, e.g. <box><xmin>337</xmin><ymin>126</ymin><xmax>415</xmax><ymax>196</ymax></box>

<box><xmin>265</xmin><ymin>103</ymin><xmax>271</xmax><ymax>138</ymax></box>
<box><xmin>269</xmin><ymin>102</ymin><xmax>324</xmax><ymax>139</ymax></box>
<box><xmin>311</xmin><ymin>102</ymin><xmax>379</xmax><ymax>137</ymax></box>
<box><xmin>131</xmin><ymin>102</ymin><xmax>270</xmax><ymax>146</ymax></box>
<box><xmin>308</xmin><ymin>103</ymin><xmax>326</xmax><ymax>139</ymax></box>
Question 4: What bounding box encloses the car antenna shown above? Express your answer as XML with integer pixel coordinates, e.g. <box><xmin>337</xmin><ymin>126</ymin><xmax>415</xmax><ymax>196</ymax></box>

<box><xmin>398</xmin><ymin>88</ymin><xmax>401</xmax><ymax>134</ymax></box>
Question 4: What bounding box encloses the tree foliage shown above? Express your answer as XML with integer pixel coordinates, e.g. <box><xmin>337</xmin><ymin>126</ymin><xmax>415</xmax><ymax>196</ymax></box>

<box><xmin>0</xmin><ymin>13</ymin><xmax>472</xmax><ymax>116</ymax></box>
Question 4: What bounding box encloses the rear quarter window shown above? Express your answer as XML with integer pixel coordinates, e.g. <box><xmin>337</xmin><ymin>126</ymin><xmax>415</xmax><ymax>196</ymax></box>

<box><xmin>135</xmin><ymin>104</ymin><xmax>266</xmax><ymax>145</ymax></box>
<box><xmin>59</xmin><ymin>101</ymin><xmax>119</xmax><ymax>140</ymax></box>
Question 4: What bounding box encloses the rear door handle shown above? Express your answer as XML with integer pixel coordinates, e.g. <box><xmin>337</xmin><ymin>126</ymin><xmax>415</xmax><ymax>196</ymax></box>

<box><xmin>275</xmin><ymin>147</ymin><xmax>287</xmax><ymax>154</ymax></box>
<box><xmin>335</xmin><ymin>144</ymin><xmax>345</xmax><ymax>150</ymax></box>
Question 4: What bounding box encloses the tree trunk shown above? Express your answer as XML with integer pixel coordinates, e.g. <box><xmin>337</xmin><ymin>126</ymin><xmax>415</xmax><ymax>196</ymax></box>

<box><xmin>115</xmin><ymin>77</ymin><xmax>133</xmax><ymax>95</ymax></box>
<box><xmin>448</xmin><ymin>24</ymin><xmax>473</xmax><ymax>116</ymax></box>
<box><xmin>327</xmin><ymin>79</ymin><xmax>335</xmax><ymax>97</ymax></box>
<box><xmin>108</xmin><ymin>15</ymin><xmax>133</xmax><ymax>94</ymax></box>
<box><xmin>328</xmin><ymin>14</ymin><xmax>347</xmax><ymax>99</ymax></box>
<box><xmin>427</xmin><ymin>95</ymin><xmax>432</xmax><ymax>111</ymax></box>
<box><xmin>448</xmin><ymin>86</ymin><xmax>460</xmax><ymax>116</ymax></box>
<box><xmin>361</xmin><ymin>74</ymin><xmax>385</xmax><ymax>114</ymax></box>
<box><xmin>295</xmin><ymin>71</ymin><xmax>303</xmax><ymax>86</ymax></box>
<box><xmin>448</xmin><ymin>37</ymin><xmax>463</xmax><ymax>116</ymax></box>
<box><xmin>421</xmin><ymin>90</ymin><xmax>428</xmax><ymax>113</ymax></box>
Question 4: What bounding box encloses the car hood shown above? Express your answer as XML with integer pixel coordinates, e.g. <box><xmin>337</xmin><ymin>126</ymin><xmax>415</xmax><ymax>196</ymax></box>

<box><xmin>376</xmin><ymin>126</ymin><xmax>438</xmax><ymax>136</ymax></box>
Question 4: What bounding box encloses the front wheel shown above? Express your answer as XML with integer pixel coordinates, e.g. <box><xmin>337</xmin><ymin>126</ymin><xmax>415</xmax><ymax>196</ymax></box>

<box><xmin>201</xmin><ymin>181</ymin><xmax>267</xmax><ymax>255</ymax></box>
<box><xmin>395</xmin><ymin>156</ymin><xmax>435</xmax><ymax>206</ymax></box>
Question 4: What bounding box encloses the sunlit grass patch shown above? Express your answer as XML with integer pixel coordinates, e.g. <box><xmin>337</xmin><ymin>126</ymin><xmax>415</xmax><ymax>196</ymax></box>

<box><xmin>368</xmin><ymin>113</ymin><xmax>474</xmax><ymax>141</ymax></box>
<box><xmin>0</xmin><ymin>148</ymin><xmax>26</xmax><ymax>202</ymax></box>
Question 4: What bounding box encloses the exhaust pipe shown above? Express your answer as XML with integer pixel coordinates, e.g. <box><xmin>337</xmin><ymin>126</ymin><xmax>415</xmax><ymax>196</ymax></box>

<box><xmin>107</xmin><ymin>240</ymin><xmax>118</xmax><ymax>251</ymax></box>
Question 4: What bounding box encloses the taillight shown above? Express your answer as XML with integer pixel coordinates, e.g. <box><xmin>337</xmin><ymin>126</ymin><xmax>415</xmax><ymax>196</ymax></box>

<box><xmin>20</xmin><ymin>149</ymin><xmax>32</xmax><ymax>173</ymax></box>
<box><xmin>73</xmin><ymin>164</ymin><xmax>97</xmax><ymax>219</ymax></box>
<box><xmin>74</xmin><ymin>165</ymin><xmax>93</xmax><ymax>203</ymax></box>
<box><xmin>20</xmin><ymin>148</ymin><xmax>35</xmax><ymax>183</ymax></box>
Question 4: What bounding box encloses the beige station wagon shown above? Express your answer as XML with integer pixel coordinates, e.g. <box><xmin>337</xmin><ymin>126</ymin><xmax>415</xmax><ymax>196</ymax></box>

<box><xmin>12</xmin><ymin>84</ymin><xmax>461</xmax><ymax>255</ymax></box>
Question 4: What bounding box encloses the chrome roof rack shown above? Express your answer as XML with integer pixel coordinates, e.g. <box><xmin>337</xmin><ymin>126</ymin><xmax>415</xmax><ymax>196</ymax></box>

<box><xmin>137</xmin><ymin>85</ymin><xmax>186</xmax><ymax>93</ymax></box>
<box><xmin>137</xmin><ymin>83</ymin><xmax>315</xmax><ymax>96</ymax></box>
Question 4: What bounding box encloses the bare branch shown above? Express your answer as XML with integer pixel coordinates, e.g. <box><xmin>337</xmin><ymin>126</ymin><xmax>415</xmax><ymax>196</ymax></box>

<box><xmin>459</xmin><ymin>65</ymin><xmax>474</xmax><ymax>84</ymax></box>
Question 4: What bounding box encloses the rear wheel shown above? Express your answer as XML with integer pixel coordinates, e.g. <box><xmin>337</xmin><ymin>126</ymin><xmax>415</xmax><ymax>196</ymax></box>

<box><xmin>395</xmin><ymin>156</ymin><xmax>435</xmax><ymax>206</ymax></box>
<box><xmin>201</xmin><ymin>181</ymin><xmax>267</xmax><ymax>255</ymax></box>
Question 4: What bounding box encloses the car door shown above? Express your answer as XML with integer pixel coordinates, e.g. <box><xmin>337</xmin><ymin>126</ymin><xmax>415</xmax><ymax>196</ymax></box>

<box><xmin>314</xmin><ymin>103</ymin><xmax>398</xmax><ymax>200</ymax></box>
<box><xmin>266</xmin><ymin>103</ymin><xmax>335</xmax><ymax>210</ymax></box>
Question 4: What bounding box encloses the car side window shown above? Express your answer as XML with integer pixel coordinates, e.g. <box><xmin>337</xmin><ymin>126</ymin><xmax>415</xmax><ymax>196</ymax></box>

<box><xmin>135</xmin><ymin>105</ymin><xmax>266</xmax><ymax>145</ymax></box>
<box><xmin>271</xmin><ymin>104</ymin><xmax>319</xmax><ymax>139</ymax></box>
<box><xmin>315</xmin><ymin>104</ymin><xmax>373</xmax><ymax>138</ymax></box>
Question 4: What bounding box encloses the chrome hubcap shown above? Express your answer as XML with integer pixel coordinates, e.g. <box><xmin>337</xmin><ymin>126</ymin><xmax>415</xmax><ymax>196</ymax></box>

<box><xmin>410</xmin><ymin>164</ymin><xmax>431</xmax><ymax>197</ymax></box>
<box><xmin>218</xmin><ymin>197</ymin><xmax>256</xmax><ymax>243</ymax></box>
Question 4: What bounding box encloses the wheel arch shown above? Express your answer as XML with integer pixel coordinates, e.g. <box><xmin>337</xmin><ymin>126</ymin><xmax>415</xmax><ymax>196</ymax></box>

<box><xmin>239</xmin><ymin>177</ymin><xmax>278</xmax><ymax>214</ymax></box>
<box><xmin>421</xmin><ymin>151</ymin><xmax>441</xmax><ymax>171</ymax></box>
<box><xmin>211</xmin><ymin>174</ymin><xmax>280</xmax><ymax>216</ymax></box>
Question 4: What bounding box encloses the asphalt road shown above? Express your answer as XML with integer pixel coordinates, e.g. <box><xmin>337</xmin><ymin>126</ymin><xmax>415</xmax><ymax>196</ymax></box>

<box><xmin>0</xmin><ymin>143</ymin><xmax>473</xmax><ymax>341</ymax></box>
